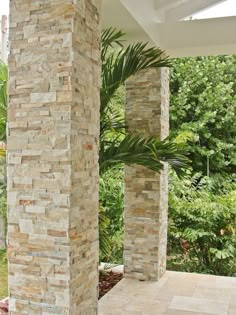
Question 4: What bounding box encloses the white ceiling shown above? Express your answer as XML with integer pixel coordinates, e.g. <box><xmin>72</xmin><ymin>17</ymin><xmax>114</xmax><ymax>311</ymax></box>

<box><xmin>102</xmin><ymin>0</ymin><xmax>236</xmax><ymax>57</ymax></box>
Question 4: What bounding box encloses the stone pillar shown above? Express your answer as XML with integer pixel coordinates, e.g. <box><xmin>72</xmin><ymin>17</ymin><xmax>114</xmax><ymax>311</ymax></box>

<box><xmin>124</xmin><ymin>67</ymin><xmax>169</xmax><ymax>281</ymax></box>
<box><xmin>8</xmin><ymin>1</ymin><xmax>101</xmax><ymax>314</ymax></box>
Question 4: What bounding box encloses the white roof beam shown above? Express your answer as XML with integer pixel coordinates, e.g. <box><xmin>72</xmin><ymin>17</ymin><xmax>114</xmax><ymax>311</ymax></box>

<box><xmin>154</xmin><ymin>0</ymin><xmax>188</xmax><ymax>11</ymax></box>
<box><xmin>120</xmin><ymin>0</ymin><xmax>162</xmax><ymax>44</ymax></box>
<box><xmin>102</xmin><ymin>0</ymin><xmax>236</xmax><ymax>57</ymax></box>
<box><xmin>156</xmin><ymin>16</ymin><xmax>236</xmax><ymax>56</ymax></box>
<box><xmin>164</xmin><ymin>0</ymin><xmax>227</xmax><ymax>21</ymax></box>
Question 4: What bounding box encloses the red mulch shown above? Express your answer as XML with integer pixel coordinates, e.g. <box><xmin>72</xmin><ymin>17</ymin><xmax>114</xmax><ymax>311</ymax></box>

<box><xmin>0</xmin><ymin>299</ymin><xmax>8</xmax><ymax>315</ymax></box>
<box><xmin>99</xmin><ymin>271</ymin><xmax>123</xmax><ymax>299</ymax></box>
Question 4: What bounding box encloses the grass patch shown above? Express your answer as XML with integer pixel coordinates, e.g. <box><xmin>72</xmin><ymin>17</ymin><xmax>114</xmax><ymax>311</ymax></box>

<box><xmin>0</xmin><ymin>249</ymin><xmax>8</xmax><ymax>299</ymax></box>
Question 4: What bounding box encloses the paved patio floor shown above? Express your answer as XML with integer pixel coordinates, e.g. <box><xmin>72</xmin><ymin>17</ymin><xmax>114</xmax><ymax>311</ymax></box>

<box><xmin>99</xmin><ymin>271</ymin><xmax>236</xmax><ymax>315</ymax></box>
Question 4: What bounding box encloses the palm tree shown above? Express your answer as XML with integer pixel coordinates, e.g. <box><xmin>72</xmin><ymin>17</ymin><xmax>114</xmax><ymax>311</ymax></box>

<box><xmin>99</xmin><ymin>28</ymin><xmax>189</xmax><ymax>177</ymax></box>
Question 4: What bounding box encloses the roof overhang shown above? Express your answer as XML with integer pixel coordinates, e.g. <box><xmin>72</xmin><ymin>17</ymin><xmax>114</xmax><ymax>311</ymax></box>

<box><xmin>102</xmin><ymin>0</ymin><xmax>236</xmax><ymax>57</ymax></box>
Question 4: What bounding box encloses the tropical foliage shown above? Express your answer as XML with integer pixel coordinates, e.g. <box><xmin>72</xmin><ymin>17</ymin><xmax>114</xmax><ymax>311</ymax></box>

<box><xmin>99</xmin><ymin>28</ymin><xmax>189</xmax><ymax>177</ymax></box>
<box><xmin>168</xmin><ymin>171</ymin><xmax>236</xmax><ymax>276</ymax></box>
<box><xmin>99</xmin><ymin>167</ymin><xmax>124</xmax><ymax>263</ymax></box>
<box><xmin>170</xmin><ymin>56</ymin><xmax>236</xmax><ymax>175</ymax></box>
<box><xmin>168</xmin><ymin>55</ymin><xmax>236</xmax><ymax>276</ymax></box>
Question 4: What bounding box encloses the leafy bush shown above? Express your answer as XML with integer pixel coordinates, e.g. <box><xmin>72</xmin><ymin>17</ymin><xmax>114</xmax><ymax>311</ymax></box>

<box><xmin>99</xmin><ymin>167</ymin><xmax>124</xmax><ymax>263</ymax></box>
<box><xmin>170</xmin><ymin>56</ymin><xmax>236</xmax><ymax>175</ymax></box>
<box><xmin>168</xmin><ymin>172</ymin><xmax>236</xmax><ymax>276</ymax></box>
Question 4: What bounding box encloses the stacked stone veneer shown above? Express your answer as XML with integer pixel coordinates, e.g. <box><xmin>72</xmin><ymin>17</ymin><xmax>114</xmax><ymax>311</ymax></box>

<box><xmin>8</xmin><ymin>1</ymin><xmax>101</xmax><ymax>314</ymax></box>
<box><xmin>124</xmin><ymin>67</ymin><xmax>169</xmax><ymax>281</ymax></box>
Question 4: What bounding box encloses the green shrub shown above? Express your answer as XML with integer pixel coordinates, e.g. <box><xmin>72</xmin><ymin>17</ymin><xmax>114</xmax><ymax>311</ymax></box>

<box><xmin>99</xmin><ymin>167</ymin><xmax>124</xmax><ymax>263</ymax></box>
<box><xmin>170</xmin><ymin>56</ymin><xmax>236</xmax><ymax>175</ymax></box>
<box><xmin>168</xmin><ymin>172</ymin><xmax>236</xmax><ymax>276</ymax></box>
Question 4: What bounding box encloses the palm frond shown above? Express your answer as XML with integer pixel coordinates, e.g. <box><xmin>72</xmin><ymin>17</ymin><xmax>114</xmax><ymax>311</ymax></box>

<box><xmin>99</xmin><ymin>133</ymin><xmax>190</xmax><ymax>176</ymax></box>
<box><xmin>101</xmin><ymin>28</ymin><xmax>171</xmax><ymax>114</ymax></box>
<box><xmin>100</xmin><ymin>108</ymin><xmax>125</xmax><ymax>141</ymax></box>
<box><xmin>101</xmin><ymin>28</ymin><xmax>125</xmax><ymax>61</ymax></box>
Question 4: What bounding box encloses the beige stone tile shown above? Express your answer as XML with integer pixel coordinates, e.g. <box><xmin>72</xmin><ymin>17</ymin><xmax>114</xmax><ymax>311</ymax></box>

<box><xmin>228</xmin><ymin>303</ymin><xmax>236</xmax><ymax>315</ymax></box>
<box><xmin>124</xmin><ymin>299</ymin><xmax>169</xmax><ymax>314</ymax></box>
<box><xmin>99</xmin><ymin>272</ymin><xmax>235</xmax><ymax>315</ymax></box>
<box><xmin>122</xmin><ymin>312</ymin><xmax>142</xmax><ymax>315</ymax></box>
<box><xmin>230</xmin><ymin>294</ymin><xmax>236</xmax><ymax>305</ymax></box>
<box><xmin>99</xmin><ymin>291</ymin><xmax>131</xmax><ymax>314</ymax></box>
<box><xmin>169</xmin><ymin>296</ymin><xmax>228</xmax><ymax>315</ymax></box>
<box><xmin>193</xmin><ymin>287</ymin><xmax>231</xmax><ymax>302</ymax></box>
<box><xmin>215</xmin><ymin>276</ymin><xmax>236</xmax><ymax>287</ymax></box>
<box><xmin>99</xmin><ymin>305</ymin><xmax>125</xmax><ymax>315</ymax></box>
<box><xmin>138</xmin><ymin>282</ymin><xmax>195</xmax><ymax>301</ymax></box>
<box><xmin>99</xmin><ymin>295</ymin><xmax>131</xmax><ymax>308</ymax></box>
<box><xmin>228</xmin><ymin>298</ymin><xmax>236</xmax><ymax>315</ymax></box>
<box><xmin>165</xmin><ymin>310</ymin><xmax>213</xmax><ymax>315</ymax></box>
<box><xmin>115</xmin><ymin>279</ymin><xmax>148</xmax><ymax>292</ymax></box>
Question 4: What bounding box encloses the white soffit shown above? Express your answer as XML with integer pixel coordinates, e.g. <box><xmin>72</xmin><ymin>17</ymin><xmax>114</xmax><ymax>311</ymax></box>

<box><xmin>102</xmin><ymin>0</ymin><xmax>236</xmax><ymax>57</ymax></box>
<box><xmin>157</xmin><ymin>16</ymin><xmax>236</xmax><ymax>57</ymax></box>
<box><xmin>101</xmin><ymin>0</ymin><xmax>154</xmax><ymax>44</ymax></box>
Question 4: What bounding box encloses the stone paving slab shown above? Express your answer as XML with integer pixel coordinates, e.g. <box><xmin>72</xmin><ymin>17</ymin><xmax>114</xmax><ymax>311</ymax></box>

<box><xmin>99</xmin><ymin>271</ymin><xmax>236</xmax><ymax>315</ymax></box>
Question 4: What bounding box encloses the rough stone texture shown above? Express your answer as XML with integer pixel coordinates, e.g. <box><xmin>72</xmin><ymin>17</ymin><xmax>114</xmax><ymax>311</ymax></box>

<box><xmin>8</xmin><ymin>1</ymin><xmax>101</xmax><ymax>314</ymax></box>
<box><xmin>124</xmin><ymin>67</ymin><xmax>169</xmax><ymax>281</ymax></box>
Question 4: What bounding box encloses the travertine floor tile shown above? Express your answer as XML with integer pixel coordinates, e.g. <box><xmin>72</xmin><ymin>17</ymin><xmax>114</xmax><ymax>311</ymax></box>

<box><xmin>169</xmin><ymin>296</ymin><xmax>228</xmax><ymax>315</ymax></box>
<box><xmin>228</xmin><ymin>300</ymin><xmax>236</xmax><ymax>315</ymax></box>
<box><xmin>165</xmin><ymin>310</ymin><xmax>213</xmax><ymax>315</ymax></box>
<box><xmin>98</xmin><ymin>271</ymin><xmax>236</xmax><ymax>315</ymax></box>
<box><xmin>124</xmin><ymin>300</ymin><xmax>169</xmax><ymax>313</ymax></box>
<box><xmin>193</xmin><ymin>287</ymin><xmax>232</xmax><ymax>302</ymax></box>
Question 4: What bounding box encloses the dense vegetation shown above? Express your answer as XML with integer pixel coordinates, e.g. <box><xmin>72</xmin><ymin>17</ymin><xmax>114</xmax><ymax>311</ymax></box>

<box><xmin>170</xmin><ymin>56</ymin><xmax>236</xmax><ymax>175</ymax></box>
<box><xmin>168</xmin><ymin>171</ymin><xmax>236</xmax><ymax>276</ymax></box>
